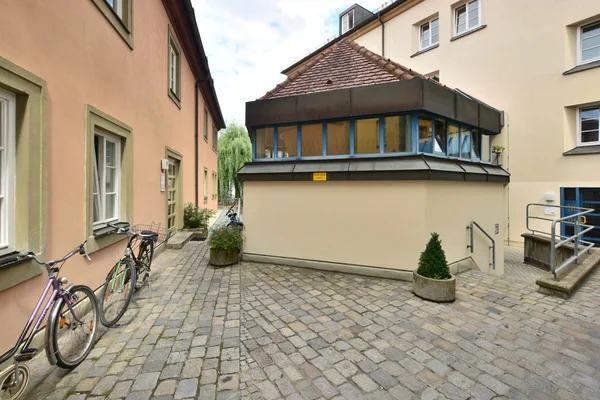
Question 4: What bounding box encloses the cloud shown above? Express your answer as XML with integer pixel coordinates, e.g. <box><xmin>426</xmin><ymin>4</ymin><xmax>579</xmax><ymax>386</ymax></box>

<box><xmin>191</xmin><ymin>0</ymin><xmax>385</xmax><ymax>125</ymax></box>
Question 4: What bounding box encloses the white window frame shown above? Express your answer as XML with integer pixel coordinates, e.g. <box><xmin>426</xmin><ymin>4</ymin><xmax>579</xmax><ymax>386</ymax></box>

<box><xmin>204</xmin><ymin>169</ymin><xmax>208</xmax><ymax>201</ymax></box>
<box><xmin>577</xmin><ymin>104</ymin><xmax>600</xmax><ymax>147</ymax></box>
<box><xmin>420</xmin><ymin>18</ymin><xmax>439</xmax><ymax>51</ymax></box>
<box><xmin>0</xmin><ymin>88</ymin><xmax>16</xmax><ymax>254</ymax></box>
<box><xmin>341</xmin><ymin>9</ymin><xmax>354</xmax><ymax>34</ymax></box>
<box><xmin>454</xmin><ymin>0</ymin><xmax>481</xmax><ymax>37</ymax></box>
<box><xmin>93</xmin><ymin>130</ymin><xmax>121</xmax><ymax>226</ymax></box>
<box><xmin>577</xmin><ymin>20</ymin><xmax>600</xmax><ymax>66</ymax></box>
<box><xmin>107</xmin><ymin>0</ymin><xmax>124</xmax><ymax>19</ymax></box>
<box><xmin>169</xmin><ymin>44</ymin><xmax>178</xmax><ymax>95</ymax></box>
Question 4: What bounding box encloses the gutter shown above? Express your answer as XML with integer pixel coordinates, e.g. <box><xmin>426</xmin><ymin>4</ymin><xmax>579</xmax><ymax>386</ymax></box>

<box><xmin>195</xmin><ymin>81</ymin><xmax>199</xmax><ymax>207</ymax></box>
<box><xmin>182</xmin><ymin>0</ymin><xmax>226</xmax><ymax>129</ymax></box>
<box><xmin>377</xmin><ymin>13</ymin><xmax>385</xmax><ymax>57</ymax></box>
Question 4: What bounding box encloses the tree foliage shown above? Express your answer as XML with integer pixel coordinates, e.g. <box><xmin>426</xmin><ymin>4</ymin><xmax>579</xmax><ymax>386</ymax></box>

<box><xmin>217</xmin><ymin>122</ymin><xmax>252</xmax><ymax>199</ymax></box>
<box><xmin>417</xmin><ymin>232</ymin><xmax>451</xmax><ymax>280</ymax></box>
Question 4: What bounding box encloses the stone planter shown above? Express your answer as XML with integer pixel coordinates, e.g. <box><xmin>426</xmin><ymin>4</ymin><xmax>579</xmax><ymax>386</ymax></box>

<box><xmin>209</xmin><ymin>248</ymin><xmax>239</xmax><ymax>267</ymax></box>
<box><xmin>412</xmin><ymin>271</ymin><xmax>456</xmax><ymax>302</ymax></box>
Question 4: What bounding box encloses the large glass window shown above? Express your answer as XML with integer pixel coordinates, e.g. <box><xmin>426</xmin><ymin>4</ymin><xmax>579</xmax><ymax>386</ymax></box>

<box><xmin>455</xmin><ymin>0</ymin><xmax>480</xmax><ymax>36</ymax></box>
<box><xmin>93</xmin><ymin>131</ymin><xmax>121</xmax><ymax>224</ymax></box>
<box><xmin>255</xmin><ymin>127</ymin><xmax>274</xmax><ymax>159</ymax></box>
<box><xmin>434</xmin><ymin>119</ymin><xmax>447</xmax><ymax>154</ymax></box>
<box><xmin>481</xmin><ymin>134</ymin><xmax>491</xmax><ymax>162</ymax></box>
<box><xmin>327</xmin><ymin>121</ymin><xmax>350</xmax><ymax>155</ymax></box>
<box><xmin>447</xmin><ymin>124</ymin><xmax>460</xmax><ymax>157</ymax></box>
<box><xmin>418</xmin><ymin>117</ymin><xmax>433</xmax><ymax>153</ymax></box>
<box><xmin>384</xmin><ymin>115</ymin><xmax>411</xmax><ymax>153</ymax></box>
<box><xmin>460</xmin><ymin>128</ymin><xmax>472</xmax><ymax>159</ymax></box>
<box><xmin>580</xmin><ymin>21</ymin><xmax>600</xmax><ymax>65</ymax></box>
<box><xmin>277</xmin><ymin>125</ymin><xmax>298</xmax><ymax>157</ymax></box>
<box><xmin>302</xmin><ymin>123</ymin><xmax>323</xmax><ymax>157</ymax></box>
<box><xmin>420</xmin><ymin>18</ymin><xmax>439</xmax><ymax>50</ymax></box>
<box><xmin>471</xmin><ymin>130</ymin><xmax>481</xmax><ymax>159</ymax></box>
<box><xmin>355</xmin><ymin>118</ymin><xmax>380</xmax><ymax>154</ymax></box>
<box><xmin>579</xmin><ymin>106</ymin><xmax>599</xmax><ymax>145</ymax></box>
<box><xmin>0</xmin><ymin>88</ymin><xmax>15</xmax><ymax>252</ymax></box>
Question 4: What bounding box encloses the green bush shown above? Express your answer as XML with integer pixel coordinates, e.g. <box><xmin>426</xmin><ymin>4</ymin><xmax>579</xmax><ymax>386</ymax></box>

<box><xmin>208</xmin><ymin>226</ymin><xmax>244</xmax><ymax>251</ymax></box>
<box><xmin>417</xmin><ymin>232</ymin><xmax>451</xmax><ymax>280</ymax></box>
<box><xmin>183</xmin><ymin>203</ymin><xmax>215</xmax><ymax>230</ymax></box>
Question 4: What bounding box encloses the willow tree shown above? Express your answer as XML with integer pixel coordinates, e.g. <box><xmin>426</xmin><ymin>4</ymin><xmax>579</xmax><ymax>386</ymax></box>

<box><xmin>217</xmin><ymin>122</ymin><xmax>252</xmax><ymax>200</ymax></box>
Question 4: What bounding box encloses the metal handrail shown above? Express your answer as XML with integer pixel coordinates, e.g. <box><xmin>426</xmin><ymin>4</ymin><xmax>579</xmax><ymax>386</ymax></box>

<box><xmin>467</xmin><ymin>221</ymin><xmax>496</xmax><ymax>270</ymax></box>
<box><xmin>526</xmin><ymin>203</ymin><xmax>595</xmax><ymax>280</ymax></box>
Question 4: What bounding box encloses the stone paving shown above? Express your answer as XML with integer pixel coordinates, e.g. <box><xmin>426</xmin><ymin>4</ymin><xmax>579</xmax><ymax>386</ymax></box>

<box><xmin>22</xmin><ymin>241</ymin><xmax>600</xmax><ymax>400</ymax></box>
<box><xmin>503</xmin><ymin>247</ymin><xmax>545</xmax><ymax>285</ymax></box>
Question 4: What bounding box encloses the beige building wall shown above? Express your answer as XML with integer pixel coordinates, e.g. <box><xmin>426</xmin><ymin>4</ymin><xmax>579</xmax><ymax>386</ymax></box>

<box><xmin>243</xmin><ymin>180</ymin><xmax>504</xmax><ymax>276</ymax></box>
<box><xmin>348</xmin><ymin>0</ymin><xmax>600</xmax><ymax>246</ymax></box>
<box><xmin>0</xmin><ymin>0</ymin><xmax>220</xmax><ymax>353</ymax></box>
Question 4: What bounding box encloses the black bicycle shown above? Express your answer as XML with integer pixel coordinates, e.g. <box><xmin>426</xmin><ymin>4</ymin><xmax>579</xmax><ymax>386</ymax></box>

<box><xmin>98</xmin><ymin>224</ymin><xmax>162</xmax><ymax>327</ymax></box>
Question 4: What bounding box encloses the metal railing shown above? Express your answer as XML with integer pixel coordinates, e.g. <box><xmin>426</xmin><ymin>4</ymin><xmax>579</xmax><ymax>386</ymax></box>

<box><xmin>467</xmin><ymin>221</ymin><xmax>496</xmax><ymax>271</ymax></box>
<box><xmin>526</xmin><ymin>203</ymin><xmax>595</xmax><ymax>280</ymax></box>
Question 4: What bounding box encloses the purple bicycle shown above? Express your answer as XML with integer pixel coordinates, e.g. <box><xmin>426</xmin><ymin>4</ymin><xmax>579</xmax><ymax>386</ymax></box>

<box><xmin>0</xmin><ymin>240</ymin><xmax>99</xmax><ymax>400</ymax></box>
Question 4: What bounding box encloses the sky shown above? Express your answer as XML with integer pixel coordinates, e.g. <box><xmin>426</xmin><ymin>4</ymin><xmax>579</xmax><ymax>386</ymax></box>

<box><xmin>191</xmin><ymin>0</ymin><xmax>386</xmax><ymax>125</ymax></box>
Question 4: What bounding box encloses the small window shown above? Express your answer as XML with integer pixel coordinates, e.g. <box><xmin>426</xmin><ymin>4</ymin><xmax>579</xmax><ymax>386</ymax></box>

<box><xmin>204</xmin><ymin>109</ymin><xmax>208</xmax><ymax>141</ymax></box>
<box><xmin>212</xmin><ymin>172</ymin><xmax>217</xmax><ymax>199</ymax></box>
<box><xmin>204</xmin><ymin>168</ymin><xmax>208</xmax><ymax>201</ymax></box>
<box><xmin>481</xmin><ymin>134</ymin><xmax>491</xmax><ymax>162</ymax></box>
<box><xmin>434</xmin><ymin>119</ymin><xmax>447</xmax><ymax>154</ymax></box>
<box><xmin>420</xmin><ymin>18</ymin><xmax>439</xmax><ymax>50</ymax></box>
<box><xmin>93</xmin><ymin>131</ymin><xmax>121</xmax><ymax>225</ymax></box>
<box><xmin>418</xmin><ymin>117</ymin><xmax>433</xmax><ymax>153</ymax></box>
<box><xmin>579</xmin><ymin>21</ymin><xmax>600</xmax><ymax>65</ymax></box>
<box><xmin>0</xmin><ymin>88</ymin><xmax>16</xmax><ymax>253</ymax></box>
<box><xmin>341</xmin><ymin>10</ymin><xmax>355</xmax><ymax>34</ymax></box>
<box><xmin>167</xmin><ymin>27</ymin><xmax>182</xmax><ymax>106</ymax></box>
<box><xmin>471</xmin><ymin>130</ymin><xmax>481</xmax><ymax>159</ymax></box>
<box><xmin>327</xmin><ymin>121</ymin><xmax>350</xmax><ymax>155</ymax></box>
<box><xmin>578</xmin><ymin>105</ymin><xmax>600</xmax><ymax>145</ymax></box>
<box><xmin>455</xmin><ymin>0</ymin><xmax>480</xmax><ymax>36</ymax></box>
<box><xmin>301</xmin><ymin>124</ymin><xmax>323</xmax><ymax>157</ymax></box>
<box><xmin>277</xmin><ymin>125</ymin><xmax>298</xmax><ymax>157</ymax></box>
<box><xmin>448</xmin><ymin>124</ymin><xmax>460</xmax><ymax>157</ymax></box>
<box><xmin>91</xmin><ymin>0</ymin><xmax>133</xmax><ymax>49</ymax></box>
<box><xmin>460</xmin><ymin>127</ymin><xmax>472</xmax><ymax>159</ymax></box>
<box><xmin>212</xmin><ymin>125</ymin><xmax>218</xmax><ymax>152</ymax></box>
<box><xmin>355</xmin><ymin>118</ymin><xmax>380</xmax><ymax>154</ymax></box>
<box><xmin>256</xmin><ymin>127</ymin><xmax>275</xmax><ymax>159</ymax></box>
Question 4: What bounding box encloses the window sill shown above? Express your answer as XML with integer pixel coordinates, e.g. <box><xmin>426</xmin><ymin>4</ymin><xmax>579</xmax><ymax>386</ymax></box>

<box><xmin>0</xmin><ymin>252</ymin><xmax>44</xmax><ymax>292</ymax></box>
<box><xmin>450</xmin><ymin>25</ymin><xmax>487</xmax><ymax>42</ymax></box>
<box><xmin>168</xmin><ymin>89</ymin><xmax>181</xmax><ymax>109</ymax></box>
<box><xmin>563</xmin><ymin>145</ymin><xmax>600</xmax><ymax>156</ymax></box>
<box><xmin>204</xmin><ymin>136</ymin><xmax>208</xmax><ymax>143</ymax></box>
<box><xmin>204</xmin><ymin>197</ymin><xmax>208</xmax><ymax>203</ymax></box>
<box><xmin>563</xmin><ymin>60</ymin><xmax>600</xmax><ymax>75</ymax></box>
<box><xmin>87</xmin><ymin>221</ymin><xmax>130</xmax><ymax>254</ymax></box>
<box><xmin>90</xmin><ymin>0</ymin><xmax>134</xmax><ymax>50</ymax></box>
<box><xmin>411</xmin><ymin>44</ymin><xmax>439</xmax><ymax>58</ymax></box>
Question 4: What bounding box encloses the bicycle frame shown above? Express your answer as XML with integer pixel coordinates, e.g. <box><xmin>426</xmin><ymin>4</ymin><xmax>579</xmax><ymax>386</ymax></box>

<box><xmin>0</xmin><ymin>275</ymin><xmax>80</xmax><ymax>365</ymax></box>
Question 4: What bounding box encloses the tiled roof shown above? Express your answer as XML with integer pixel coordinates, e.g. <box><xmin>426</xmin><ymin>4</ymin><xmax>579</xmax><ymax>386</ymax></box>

<box><xmin>260</xmin><ymin>38</ymin><xmax>440</xmax><ymax>100</ymax></box>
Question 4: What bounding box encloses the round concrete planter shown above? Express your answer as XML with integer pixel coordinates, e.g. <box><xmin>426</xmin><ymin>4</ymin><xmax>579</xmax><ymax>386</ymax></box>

<box><xmin>209</xmin><ymin>248</ymin><xmax>239</xmax><ymax>266</ymax></box>
<box><xmin>412</xmin><ymin>271</ymin><xmax>456</xmax><ymax>302</ymax></box>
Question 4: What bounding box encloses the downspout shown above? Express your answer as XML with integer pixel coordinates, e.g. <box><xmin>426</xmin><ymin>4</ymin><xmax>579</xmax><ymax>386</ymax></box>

<box><xmin>377</xmin><ymin>13</ymin><xmax>385</xmax><ymax>57</ymax></box>
<box><xmin>194</xmin><ymin>81</ymin><xmax>199</xmax><ymax>207</ymax></box>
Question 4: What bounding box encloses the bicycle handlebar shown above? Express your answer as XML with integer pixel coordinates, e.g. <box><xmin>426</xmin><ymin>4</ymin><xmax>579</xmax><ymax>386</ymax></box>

<box><xmin>18</xmin><ymin>240</ymin><xmax>90</xmax><ymax>266</ymax></box>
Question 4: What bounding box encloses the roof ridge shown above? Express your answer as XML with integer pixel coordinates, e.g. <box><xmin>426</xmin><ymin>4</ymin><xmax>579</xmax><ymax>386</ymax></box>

<box><xmin>259</xmin><ymin>41</ymin><xmax>342</xmax><ymax>100</ymax></box>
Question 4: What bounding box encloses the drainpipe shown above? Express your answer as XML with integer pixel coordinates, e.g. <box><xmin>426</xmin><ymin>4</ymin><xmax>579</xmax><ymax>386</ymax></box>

<box><xmin>377</xmin><ymin>13</ymin><xmax>385</xmax><ymax>57</ymax></box>
<box><xmin>194</xmin><ymin>81</ymin><xmax>199</xmax><ymax>207</ymax></box>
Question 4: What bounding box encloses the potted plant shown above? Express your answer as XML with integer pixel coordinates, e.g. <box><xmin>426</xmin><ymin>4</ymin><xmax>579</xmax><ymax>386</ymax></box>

<box><xmin>208</xmin><ymin>226</ymin><xmax>244</xmax><ymax>266</ymax></box>
<box><xmin>492</xmin><ymin>145</ymin><xmax>505</xmax><ymax>166</ymax></box>
<box><xmin>183</xmin><ymin>203</ymin><xmax>215</xmax><ymax>240</ymax></box>
<box><xmin>412</xmin><ymin>232</ymin><xmax>456</xmax><ymax>302</ymax></box>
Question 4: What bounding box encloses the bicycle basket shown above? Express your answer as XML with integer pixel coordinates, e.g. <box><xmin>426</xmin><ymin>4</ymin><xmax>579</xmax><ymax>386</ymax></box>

<box><xmin>132</xmin><ymin>223</ymin><xmax>169</xmax><ymax>245</ymax></box>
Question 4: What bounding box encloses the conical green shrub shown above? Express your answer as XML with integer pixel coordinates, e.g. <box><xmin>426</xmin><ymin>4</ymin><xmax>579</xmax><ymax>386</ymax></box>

<box><xmin>417</xmin><ymin>232</ymin><xmax>450</xmax><ymax>280</ymax></box>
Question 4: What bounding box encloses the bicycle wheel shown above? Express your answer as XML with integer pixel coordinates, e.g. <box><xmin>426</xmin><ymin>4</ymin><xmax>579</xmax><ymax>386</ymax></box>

<box><xmin>136</xmin><ymin>242</ymin><xmax>154</xmax><ymax>291</ymax></box>
<box><xmin>99</xmin><ymin>259</ymin><xmax>136</xmax><ymax>327</ymax></box>
<box><xmin>47</xmin><ymin>285</ymin><xmax>99</xmax><ymax>369</ymax></box>
<box><xmin>0</xmin><ymin>364</ymin><xmax>29</xmax><ymax>400</ymax></box>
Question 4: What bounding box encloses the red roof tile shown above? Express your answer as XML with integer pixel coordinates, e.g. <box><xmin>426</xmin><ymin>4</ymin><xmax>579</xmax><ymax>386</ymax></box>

<box><xmin>260</xmin><ymin>38</ymin><xmax>441</xmax><ymax>100</ymax></box>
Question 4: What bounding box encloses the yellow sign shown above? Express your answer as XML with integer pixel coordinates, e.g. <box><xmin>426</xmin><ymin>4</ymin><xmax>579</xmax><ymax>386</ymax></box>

<box><xmin>313</xmin><ymin>172</ymin><xmax>327</xmax><ymax>181</ymax></box>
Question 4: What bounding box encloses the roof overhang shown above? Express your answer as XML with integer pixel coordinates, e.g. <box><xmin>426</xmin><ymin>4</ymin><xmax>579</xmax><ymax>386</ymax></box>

<box><xmin>238</xmin><ymin>154</ymin><xmax>510</xmax><ymax>184</ymax></box>
<box><xmin>246</xmin><ymin>78</ymin><xmax>503</xmax><ymax>134</ymax></box>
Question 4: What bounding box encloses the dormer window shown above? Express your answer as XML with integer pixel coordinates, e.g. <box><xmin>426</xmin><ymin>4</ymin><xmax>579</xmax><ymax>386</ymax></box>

<box><xmin>342</xmin><ymin>10</ymin><xmax>355</xmax><ymax>34</ymax></box>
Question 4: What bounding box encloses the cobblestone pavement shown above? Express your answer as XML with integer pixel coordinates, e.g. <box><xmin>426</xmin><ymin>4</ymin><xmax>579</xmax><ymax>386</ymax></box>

<box><xmin>503</xmin><ymin>247</ymin><xmax>545</xmax><ymax>285</ymax></box>
<box><xmin>22</xmin><ymin>242</ymin><xmax>600</xmax><ymax>400</ymax></box>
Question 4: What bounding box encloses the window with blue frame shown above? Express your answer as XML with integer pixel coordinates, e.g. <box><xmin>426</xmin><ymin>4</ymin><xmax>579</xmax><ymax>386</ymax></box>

<box><xmin>562</xmin><ymin>188</ymin><xmax>600</xmax><ymax>245</ymax></box>
<box><xmin>252</xmin><ymin>113</ymin><xmax>494</xmax><ymax>161</ymax></box>
<box><xmin>277</xmin><ymin>125</ymin><xmax>297</xmax><ymax>158</ymax></box>
<box><xmin>384</xmin><ymin>115</ymin><xmax>411</xmax><ymax>153</ymax></box>
<box><xmin>327</xmin><ymin>121</ymin><xmax>350</xmax><ymax>155</ymax></box>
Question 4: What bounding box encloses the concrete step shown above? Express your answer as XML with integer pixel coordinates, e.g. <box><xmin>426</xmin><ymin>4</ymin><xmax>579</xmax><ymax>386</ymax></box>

<box><xmin>166</xmin><ymin>231</ymin><xmax>195</xmax><ymax>250</ymax></box>
<box><xmin>536</xmin><ymin>249</ymin><xmax>600</xmax><ymax>298</ymax></box>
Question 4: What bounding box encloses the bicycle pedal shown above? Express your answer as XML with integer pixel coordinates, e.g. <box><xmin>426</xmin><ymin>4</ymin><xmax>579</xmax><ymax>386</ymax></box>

<box><xmin>15</xmin><ymin>348</ymin><xmax>38</xmax><ymax>362</ymax></box>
